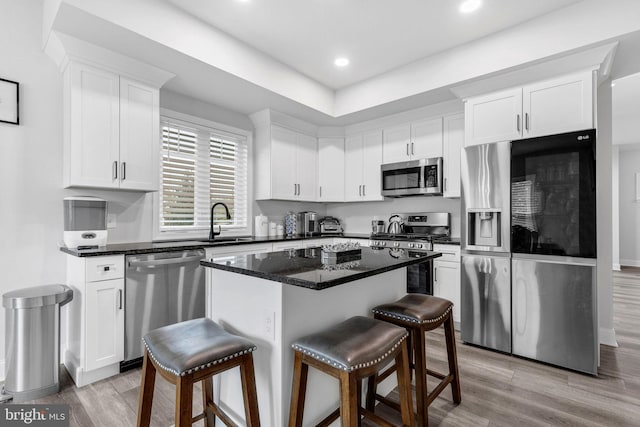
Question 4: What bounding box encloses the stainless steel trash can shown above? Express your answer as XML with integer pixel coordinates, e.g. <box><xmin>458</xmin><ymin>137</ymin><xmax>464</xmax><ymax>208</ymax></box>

<box><xmin>2</xmin><ymin>284</ymin><xmax>73</xmax><ymax>402</ymax></box>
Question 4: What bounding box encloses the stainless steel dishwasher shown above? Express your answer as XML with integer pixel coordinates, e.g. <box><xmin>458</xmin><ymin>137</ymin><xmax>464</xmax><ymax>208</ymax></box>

<box><xmin>122</xmin><ymin>249</ymin><xmax>205</xmax><ymax>370</ymax></box>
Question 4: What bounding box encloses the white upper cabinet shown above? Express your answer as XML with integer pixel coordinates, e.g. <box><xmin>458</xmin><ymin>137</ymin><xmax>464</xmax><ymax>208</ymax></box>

<box><xmin>64</xmin><ymin>62</ymin><xmax>160</xmax><ymax>191</ymax></box>
<box><xmin>119</xmin><ymin>77</ymin><xmax>159</xmax><ymax>191</ymax></box>
<box><xmin>464</xmin><ymin>70</ymin><xmax>594</xmax><ymax>146</ymax></box>
<box><xmin>522</xmin><ymin>72</ymin><xmax>593</xmax><ymax>138</ymax></box>
<box><xmin>270</xmin><ymin>125</ymin><xmax>298</xmax><ymax>199</ymax></box>
<box><xmin>382</xmin><ymin>117</ymin><xmax>443</xmax><ymax>163</ymax></box>
<box><xmin>345</xmin><ymin>130</ymin><xmax>384</xmax><ymax>202</ymax></box>
<box><xmin>66</xmin><ymin>63</ymin><xmax>120</xmax><ymax>189</ymax></box>
<box><xmin>443</xmin><ymin>113</ymin><xmax>464</xmax><ymax>198</ymax></box>
<box><xmin>318</xmin><ymin>137</ymin><xmax>345</xmax><ymax>202</ymax></box>
<box><xmin>464</xmin><ymin>87</ymin><xmax>522</xmax><ymax>147</ymax></box>
<box><xmin>256</xmin><ymin>124</ymin><xmax>318</xmax><ymax>201</ymax></box>
<box><xmin>296</xmin><ymin>132</ymin><xmax>318</xmax><ymax>201</ymax></box>
<box><xmin>411</xmin><ymin>117</ymin><xmax>444</xmax><ymax>159</ymax></box>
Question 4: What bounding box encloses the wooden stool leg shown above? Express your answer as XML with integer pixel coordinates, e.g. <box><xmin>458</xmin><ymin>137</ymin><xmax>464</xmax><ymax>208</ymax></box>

<box><xmin>413</xmin><ymin>328</ymin><xmax>428</xmax><ymax>427</ymax></box>
<box><xmin>395</xmin><ymin>340</ymin><xmax>415</xmax><ymax>427</ymax></box>
<box><xmin>201</xmin><ymin>377</ymin><xmax>215</xmax><ymax>427</ymax></box>
<box><xmin>175</xmin><ymin>375</ymin><xmax>193</xmax><ymax>427</ymax></box>
<box><xmin>444</xmin><ymin>314</ymin><xmax>462</xmax><ymax>404</ymax></box>
<box><xmin>288</xmin><ymin>351</ymin><xmax>309</xmax><ymax>427</ymax></box>
<box><xmin>240</xmin><ymin>353</ymin><xmax>261</xmax><ymax>426</ymax></box>
<box><xmin>339</xmin><ymin>370</ymin><xmax>359</xmax><ymax>427</ymax></box>
<box><xmin>136</xmin><ymin>349</ymin><xmax>156</xmax><ymax>427</ymax></box>
<box><xmin>365</xmin><ymin>373</ymin><xmax>377</xmax><ymax>411</ymax></box>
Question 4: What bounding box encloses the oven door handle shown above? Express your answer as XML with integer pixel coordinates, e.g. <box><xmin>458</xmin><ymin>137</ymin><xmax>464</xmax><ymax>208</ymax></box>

<box><xmin>127</xmin><ymin>255</ymin><xmax>204</xmax><ymax>268</ymax></box>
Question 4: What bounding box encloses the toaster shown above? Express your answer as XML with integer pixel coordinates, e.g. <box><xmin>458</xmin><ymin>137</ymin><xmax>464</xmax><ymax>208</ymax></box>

<box><xmin>319</xmin><ymin>216</ymin><xmax>343</xmax><ymax>234</ymax></box>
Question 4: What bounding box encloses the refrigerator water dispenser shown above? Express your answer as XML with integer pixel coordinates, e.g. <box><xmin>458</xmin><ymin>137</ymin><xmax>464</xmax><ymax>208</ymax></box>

<box><xmin>468</xmin><ymin>209</ymin><xmax>502</xmax><ymax>247</ymax></box>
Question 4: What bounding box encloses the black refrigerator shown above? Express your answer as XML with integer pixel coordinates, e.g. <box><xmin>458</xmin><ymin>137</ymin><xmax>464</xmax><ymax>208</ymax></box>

<box><xmin>510</xmin><ymin>128</ymin><xmax>598</xmax><ymax>375</ymax></box>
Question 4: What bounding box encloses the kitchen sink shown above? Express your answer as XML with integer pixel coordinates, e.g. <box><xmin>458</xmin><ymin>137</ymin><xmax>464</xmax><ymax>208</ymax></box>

<box><xmin>197</xmin><ymin>237</ymin><xmax>254</xmax><ymax>244</ymax></box>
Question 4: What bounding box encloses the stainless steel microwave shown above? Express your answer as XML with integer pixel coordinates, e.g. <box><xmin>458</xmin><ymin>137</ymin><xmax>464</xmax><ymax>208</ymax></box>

<box><xmin>381</xmin><ymin>157</ymin><xmax>443</xmax><ymax>197</ymax></box>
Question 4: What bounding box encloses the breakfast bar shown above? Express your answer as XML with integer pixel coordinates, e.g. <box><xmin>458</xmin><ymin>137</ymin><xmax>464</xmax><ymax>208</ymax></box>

<box><xmin>201</xmin><ymin>246</ymin><xmax>441</xmax><ymax>426</ymax></box>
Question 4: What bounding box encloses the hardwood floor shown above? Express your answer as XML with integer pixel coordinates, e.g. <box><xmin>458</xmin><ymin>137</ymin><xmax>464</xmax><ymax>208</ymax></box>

<box><xmin>27</xmin><ymin>268</ymin><xmax>640</xmax><ymax>426</ymax></box>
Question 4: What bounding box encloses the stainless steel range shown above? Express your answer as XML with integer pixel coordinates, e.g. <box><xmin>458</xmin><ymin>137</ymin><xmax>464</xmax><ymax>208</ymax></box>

<box><xmin>370</xmin><ymin>212</ymin><xmax>451</xmax><ymax>251</ymax></box>
<box><xmin>370</xmin><ymin>212</ymin><xmax>450</xmax><ymax>295</ymax></box>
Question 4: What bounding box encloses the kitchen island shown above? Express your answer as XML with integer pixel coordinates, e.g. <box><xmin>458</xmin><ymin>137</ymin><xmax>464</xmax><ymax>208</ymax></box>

<box><xmin>201</xmin><ymin>246</ymin><xmax>441</xmax><ymax>426</ymax></box>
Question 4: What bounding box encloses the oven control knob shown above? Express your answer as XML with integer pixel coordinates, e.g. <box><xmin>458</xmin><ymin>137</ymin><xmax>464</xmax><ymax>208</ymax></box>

<box><xmin>416</xmin><ymin>243</ymin><xmax>423</xmax><ymax>249</ymax></box>
<box><xmin>381</xmin><ymin>241</ymin><xmax>386</xmax><ymax>246</ymax></box>
<box><xmin>408</xmin><ymin>243</ymin><xmax>414</xmax><ymax>248</ymax></box>
<box><xmin>393</xmin><ymin>242</ymin><xmax>399</xmax><ymax>247</ymax></box>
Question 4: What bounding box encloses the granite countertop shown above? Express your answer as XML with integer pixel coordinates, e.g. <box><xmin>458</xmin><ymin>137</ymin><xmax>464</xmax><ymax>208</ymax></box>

<box><xmin>59</xmin><ymin>233</ymin><xmax>372</xmax><ymax>257</ymax></box>
<box><xmin>202</xmin><ymin>246</ymin><xmax>441</xmax><ymax>290</ymax></box>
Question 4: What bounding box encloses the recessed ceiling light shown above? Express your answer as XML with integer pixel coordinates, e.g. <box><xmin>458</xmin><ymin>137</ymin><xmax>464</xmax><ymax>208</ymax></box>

<box><xmin>459</xmin><ymin>0</ymin><xmax>482</xmax><ymax>14</ymax></box>
<box><xmin>611</xmin><ymin>82</ymin><xmax>616</xmax><ymax>87</ymax></box>
<box><xmin>334</xmin><ymin>57</ymin><xmax>350</xmax><ymax>67</ymax></box>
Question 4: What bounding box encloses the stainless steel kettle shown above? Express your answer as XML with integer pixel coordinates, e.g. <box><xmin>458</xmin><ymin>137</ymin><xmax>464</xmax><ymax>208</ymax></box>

<box><xmin>387</xmin><ymin>214</ymin><xmax>404</xmax><ymax>234</ymax></box>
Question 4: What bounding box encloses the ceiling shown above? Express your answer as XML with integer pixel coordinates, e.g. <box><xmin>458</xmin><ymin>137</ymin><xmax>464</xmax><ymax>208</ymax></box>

<box><xmin>165</xmin><ymin>0</ymin><xmax>583</xmax><ymax>90</ymax></box>
<box><xmin>46</xmin><ymin>0</ymin><xmax>640</xmax><ymax>125</ymax></box>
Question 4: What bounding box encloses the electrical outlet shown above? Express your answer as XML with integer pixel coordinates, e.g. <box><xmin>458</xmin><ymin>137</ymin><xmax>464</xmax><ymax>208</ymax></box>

<box><xmin>263</xmin><ymin>310</ymin><xmax>275</xmax><ymax>340</ymax></box>
<box><xmin>107</xmin><ymin>213</ymin><xmax>117</xmax><ymax>229</ymax></box>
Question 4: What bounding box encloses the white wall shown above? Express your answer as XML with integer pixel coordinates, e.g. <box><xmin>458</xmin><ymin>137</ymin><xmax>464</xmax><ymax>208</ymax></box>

<box><xmin>596</xmin><ymin>81</ymin><xmax>616</xmax><ymax>347</ymax></box>
<box><xmin>618</xmin><ymin>147</ymin><xmax>640</xmax><ymax>266</ymax></box>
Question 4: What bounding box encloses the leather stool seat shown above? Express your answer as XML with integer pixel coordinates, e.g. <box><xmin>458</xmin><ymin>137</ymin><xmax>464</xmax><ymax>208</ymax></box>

<box><xmin>292</xmin><ymin>315</ymin><xmax>408</xmax><ymax>372</ymax></box>
<box><xmin>143</xmin><ymin>318</ymin><xmax>256</xmax><ymax>376</ymax></box>
<box><xmin>368</xmin><ymin>294</ymin><xmax>461</xmax><ymax>427</ymax></box>
<box><xmin>372</xmin><ymin>294</ymin><xmax>453</xmax><ymax>325</ymax></box>
<box><xmin>289</xmin><ymin>316</ymin><xmax>415</xmax><ymax>426</ymax></box>
<box><xmin>137</xmin><ymin>318</ymin><xmax>260</xmax><ymax>427</ymax></box>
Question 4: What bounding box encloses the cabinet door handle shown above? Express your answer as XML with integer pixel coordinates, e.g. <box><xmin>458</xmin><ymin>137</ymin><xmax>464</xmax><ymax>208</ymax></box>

<box><xmin>525</xmin><ymin>113</ymin><xmax>529</xmax><ymax>131</ymax></box>
<box><xmin>319</xmin><ymin>186</ymin><xmax>322</xmax><ymax>198</ymax></box>
<box><xmin>112</xmin><ymin>161</ymin><xmax>118</xmax><ymax>180</ymax></box>
<box><xmin>297</xmin><ymin>184</ymin><xmax>300</xmax><ymax>195</ymax></box>
<box><xmin>121</xmin><ymin>162</ymin><xmax>126</xmax><ymax>181</ymax></box>
<box><xmin>117</xmin><ymin>289</ymin><xmax>123</xmax><ymax>310</ymax></box>
<box><xmin>411</xmin><ymin>142</ymin><xmax>414</xmax><ymax>155</ymax></box>
<box><xmin>362</xmin><ymin>185</ymin><xmax>366</xmax><ymax>196</ymax></box>
<box><xmin>406</xmin><ymin>143</ymin><xmax>409</xmax><ymax>156</ymax></box>
<box><xmin>294</xmin><ymin>184</ymin><xmax>297</xmax><ymax>196</ymax></box>
<box><xmin>444</xmin><ymin>177</ymin><xmax>447</xmax><ymax>191</ymax></box>
<box><xmin>434</xmin><ymin>267</ymin><xmax>437</xmax><ymax>282</ymax></box>
<box><xmin>516</xmin><ymin>114</ymin><xmax>521</xmax><ymax>132</ymax></box>
<box><xmin>358</xmin><ymin>185</ymin><xmax>362</xmax><ymax>196</ymax></box>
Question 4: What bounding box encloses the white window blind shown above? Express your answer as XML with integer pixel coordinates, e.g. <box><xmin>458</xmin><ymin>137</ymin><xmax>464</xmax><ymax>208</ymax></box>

<box><xmin>160</xmin><ymin>117</ymin><xmax>248</xmax><ymax>232</ymax></box>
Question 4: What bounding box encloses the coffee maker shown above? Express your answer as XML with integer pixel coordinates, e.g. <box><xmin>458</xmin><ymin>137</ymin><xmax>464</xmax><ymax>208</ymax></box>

<box><xmin>297</xmin><ymin>211</ymin><xmax>319</xmax><ymax>237</ymax></box>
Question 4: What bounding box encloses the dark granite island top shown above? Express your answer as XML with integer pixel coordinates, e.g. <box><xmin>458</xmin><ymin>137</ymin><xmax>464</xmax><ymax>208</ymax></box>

<box><xmin>201</xmin><ymin>246</ymin><xmax>441</xmax><ymax>290</ymax></box>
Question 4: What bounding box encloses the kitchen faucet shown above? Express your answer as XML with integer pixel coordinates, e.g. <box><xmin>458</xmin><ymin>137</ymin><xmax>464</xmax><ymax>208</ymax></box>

<box><xmin>209</xmin><ymin>202</ymin><xmax>231</xmax><ymax>240</ymax></box>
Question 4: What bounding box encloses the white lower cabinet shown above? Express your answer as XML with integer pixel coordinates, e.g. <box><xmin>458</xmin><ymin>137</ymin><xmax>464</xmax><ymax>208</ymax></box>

<box><xmin>432</xmin><ymin>244</ymin><xmax>461</xmax><ymax>327</ymax></box>
<box><xmin>64</xmin><ymin>255</ymin><xmax>125</xmax><ymax>387</ymax></box>
<box><xmin>85</xmin><ymin>278</ymin><xmax>124</xmax><ymax>371</ymax></box>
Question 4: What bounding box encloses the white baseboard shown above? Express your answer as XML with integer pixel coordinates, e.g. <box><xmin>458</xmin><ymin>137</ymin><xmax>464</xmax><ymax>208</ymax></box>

<box><xmin>600</xmin><ymin>327</ymin><xmax>618</xmax><ymax>347</ymax></box>
<box><xmin>613</xmin><ymin>263</ymin><xmax>621</xmax><ymax>271</ymax></box>
<box><xmin>620</xmin><ymin>259</ymin><xmax>640</xmax><ymax>268</ymax></box>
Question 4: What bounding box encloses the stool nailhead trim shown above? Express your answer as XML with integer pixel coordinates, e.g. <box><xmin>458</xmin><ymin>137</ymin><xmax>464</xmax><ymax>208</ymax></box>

<box><xmin>142</xmin><ymin>339</ymin><xmax>257</xmax><ymax>377</ymax></box>
<box><xmin>291</xmin><ymin>332</ymin><xmax>408</xmax><ymax>372</ymax></box>
<box><xmin>372</xmin><ymin>305</ymin><xmax>453</xmax><ymax>325</ymax></box>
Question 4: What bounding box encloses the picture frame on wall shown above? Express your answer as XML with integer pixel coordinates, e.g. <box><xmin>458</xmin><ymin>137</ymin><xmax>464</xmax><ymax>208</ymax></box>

<box><xmin>0</xmin><ymin>78</ymin><xmax>19</xmax><ymax>125</ymax></box>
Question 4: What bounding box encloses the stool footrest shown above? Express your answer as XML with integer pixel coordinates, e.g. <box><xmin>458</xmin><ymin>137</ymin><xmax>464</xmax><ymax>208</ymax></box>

<box><xmin>361</xmin><ymin>407</ymin><xmax>397</xmax><ymax>427</ymax></box>
<box><xmin>210</xmin><ymin>400</ymin><xmax>237</xmax><ymax>427</ymax></box>
<box><xmin>426</xmin><ymin>368</ymin><xmax>446</xmax><ymax>380</ymax></box>
<box><xmin>375</xmin><ymin>393</ymin><xmax>401</xmax><ymax>412</ymax></box>
<box><xmin>426</xmin><ymin>374</ymin><xmax>454</xmax><ymax>406</ymax></box>
<box><xmin>316</xmin><ymin>408</ymin><xmax>340</xmax><ymax>427</ymax></box>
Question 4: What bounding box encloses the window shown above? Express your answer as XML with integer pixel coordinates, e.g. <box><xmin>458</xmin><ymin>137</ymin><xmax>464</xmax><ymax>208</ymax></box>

<box><xmin>156</xmin><ymin>113</ymin><xmax>249</xmax><ymax>238</ymax></box>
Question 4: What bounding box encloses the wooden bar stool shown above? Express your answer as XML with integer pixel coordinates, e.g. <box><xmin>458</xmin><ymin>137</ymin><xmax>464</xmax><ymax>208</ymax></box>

<box><xmin>368</xmin><ymin>294</ymin><xmax>461</xmax><ymax>427</ymax></box>
<box><xmin>136</xmin><ymin>318</ymin><xmax>260</xmax><ymax>427</ymax></box>
<box><xmin>288</xmin><ymin>316</ymin><xmax>414</xmax><ymax>427</ymax></box>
